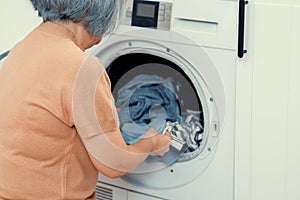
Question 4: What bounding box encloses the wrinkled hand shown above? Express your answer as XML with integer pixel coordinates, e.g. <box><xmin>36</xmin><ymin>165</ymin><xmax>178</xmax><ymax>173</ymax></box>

<box><xmin>144</xmin><ymin>128</ymin><xmax>172</xmax><ymax>156</ymax></box>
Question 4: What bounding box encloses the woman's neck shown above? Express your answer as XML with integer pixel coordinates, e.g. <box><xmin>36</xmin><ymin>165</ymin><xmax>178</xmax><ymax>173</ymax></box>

<box><xmin>50</xmin><ymin>20</ymin><xmax>102</xmax><ymax>50</ymax></box>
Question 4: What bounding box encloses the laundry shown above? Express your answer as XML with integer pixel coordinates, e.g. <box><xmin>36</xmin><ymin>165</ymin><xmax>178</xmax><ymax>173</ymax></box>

<box><xmin>116</xmin><ymin>74</ymin><xmax>181</xmax><ymax>144</ymax></box>
<box><xmin>181</xmin><ymin>109</ymin><xmax>204</xmax><ymax>144</ymax></box>
<box><xmin>164</xmin><ymin>110</ymin><xmax>204</xmax><ymax>150</ymax></box>
<box><xmin>116</xmin><ymin>74</ymin><xmax>204</xmax><ymax>147</ymax></box>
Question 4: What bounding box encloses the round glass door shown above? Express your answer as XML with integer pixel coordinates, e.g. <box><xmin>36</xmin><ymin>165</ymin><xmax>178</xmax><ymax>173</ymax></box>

<box><xmin>106</xmin><ymin>52</ymin><xmax>206</xmax><ymax>172</ymax></box>
<box><xmin>94</xmin><ymin>29</ymin><xmax>225</xmax><ymax>188</ymax></box>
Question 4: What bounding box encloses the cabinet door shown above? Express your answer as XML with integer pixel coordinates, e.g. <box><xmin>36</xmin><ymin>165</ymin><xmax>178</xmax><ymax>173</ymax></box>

<box><xmin>286</xmin><ymin>5</ymin><xmax>300</xmax><ymax>200</ymax></box>
<box><xmin>250</xmin><ymin>3</ymin><xmax>290</xmax><ymax>200</ymax></box>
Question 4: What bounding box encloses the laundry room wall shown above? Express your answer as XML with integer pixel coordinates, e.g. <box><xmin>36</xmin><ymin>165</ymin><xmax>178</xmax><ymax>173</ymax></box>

<box><xmin>235</xmin><ymin>1</ymin><xmax>300</xmax><ymax>200</ymax></box>
<box><xmin>0</xmin><ymin>0</ymin><xmax>41</xmax><ymax>54</ymax></box>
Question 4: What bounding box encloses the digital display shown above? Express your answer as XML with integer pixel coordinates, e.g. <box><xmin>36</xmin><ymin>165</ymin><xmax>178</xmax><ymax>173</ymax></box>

<box><xmin>136</xmin><ymin>3</ymin><xmax>156</xmax><ymax>18</ymax></box>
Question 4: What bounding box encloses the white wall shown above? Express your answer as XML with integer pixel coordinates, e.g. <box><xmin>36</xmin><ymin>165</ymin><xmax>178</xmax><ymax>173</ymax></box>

<box><xmin>235</xmin><ymin>1</ymin><xmax>300</xmax><ymax>200</ymax></box>
<box><xmin>0</xmin><ymin>0</ymin><xmax>41</xmax><ymax>54</ymax></box>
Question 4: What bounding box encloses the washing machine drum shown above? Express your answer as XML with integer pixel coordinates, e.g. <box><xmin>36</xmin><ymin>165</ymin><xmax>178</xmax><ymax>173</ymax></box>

<box><xmin>94</xmin><ymin>29</ymin><xmax>225</xmax><ymax>188</ymax></box>
<box><xmin>107</xmin><ymin>53</ymin><xmax>204</xmax><ymax>170</ymax></box>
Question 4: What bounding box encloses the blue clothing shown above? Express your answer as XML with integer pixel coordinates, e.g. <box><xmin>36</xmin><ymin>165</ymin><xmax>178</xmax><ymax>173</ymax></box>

<box><xmin>116</xmin><ymin>74</ymin><xmax>181</xmax><ymax>144</ymax></box>
<box><xmin>129</xmin><ymin>84</ymin><xmax>181</xmax><ymax>125</ymax></box>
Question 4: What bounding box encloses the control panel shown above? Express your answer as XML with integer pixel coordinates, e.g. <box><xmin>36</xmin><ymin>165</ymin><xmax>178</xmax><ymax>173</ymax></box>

<box><xmin>121</xmin><ymin>0</ymin><xmax>172</xmax><ymax>30</ymax></box>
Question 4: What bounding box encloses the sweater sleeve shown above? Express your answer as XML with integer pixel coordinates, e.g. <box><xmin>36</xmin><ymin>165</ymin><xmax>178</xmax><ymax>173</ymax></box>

<box><xmin>73</xmin><ymin>55</ymin><xmax>119</xmax><ymax>138</ymax></box>
<box><xmin>73</xmin><ymin>55</ymin><xmax>152</xmax><ymax>173</ymax></box>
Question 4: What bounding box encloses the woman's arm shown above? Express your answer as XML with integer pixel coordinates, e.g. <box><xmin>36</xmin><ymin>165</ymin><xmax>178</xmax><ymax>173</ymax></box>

<box><xmin>73</xmin><ymin>56</ymin><xmax>171</xmax><ymax>177</ymax></box>
<box><xmin>88</xmin><ymin>129</ymin><xmax>171</xmax><ymax>178</ymax></box>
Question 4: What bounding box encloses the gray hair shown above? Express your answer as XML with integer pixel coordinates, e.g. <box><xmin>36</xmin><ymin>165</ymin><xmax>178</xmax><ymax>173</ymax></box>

<box><xmin>30</xmin><ymin>0</ymin><xmax>121</xmax><ymax>37</ymax></box>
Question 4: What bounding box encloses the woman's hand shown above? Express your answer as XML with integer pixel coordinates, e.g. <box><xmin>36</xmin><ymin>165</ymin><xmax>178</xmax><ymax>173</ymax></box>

<box><xmin>144</xmin><ymin>128</ymin><xmax>172</xmax><ymax>156</ymax></box>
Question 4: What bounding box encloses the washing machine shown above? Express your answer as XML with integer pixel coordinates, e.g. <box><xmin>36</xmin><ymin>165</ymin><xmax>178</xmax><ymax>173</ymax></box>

<box><xmin>91</xmin><ymin>0</ymin><xmax>239</xmax><ymax>199</ymax></box>
<box><xmin>0</xmin><ymin>0</ymin><xmax>239</xmax><ymax>199</ymax></box>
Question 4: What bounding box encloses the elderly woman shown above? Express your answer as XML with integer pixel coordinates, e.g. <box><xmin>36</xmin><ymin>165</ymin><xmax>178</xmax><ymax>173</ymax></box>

<box><xmin>0</xmin><ymin>0</ymin><xmax>171</xmax><ymax>199</ymax></box>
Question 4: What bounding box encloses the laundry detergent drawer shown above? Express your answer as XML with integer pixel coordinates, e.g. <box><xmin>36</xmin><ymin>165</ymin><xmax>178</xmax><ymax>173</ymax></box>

<box><xmin>172</xmin><ymin>0</ymin><xmax>238</xmax><ymax>50</ymax></box>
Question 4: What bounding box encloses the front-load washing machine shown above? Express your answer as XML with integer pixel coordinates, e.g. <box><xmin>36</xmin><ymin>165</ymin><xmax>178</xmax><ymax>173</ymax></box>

<box><xmin>0</xmin><ymin>0</ymin><xmax>238</xmax><ymax>199</ymax></box>
<box><xmin>92</xmin><ymin>0</ymin><xmax>238</xmax><ymax>199</ymax></box>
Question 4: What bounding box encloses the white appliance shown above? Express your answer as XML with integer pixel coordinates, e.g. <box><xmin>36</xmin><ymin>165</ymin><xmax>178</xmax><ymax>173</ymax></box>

<box><xmin>0</xmin><ymin>0</ymin><xmax>240</xmax><ymax>199</ymax></box>
<box><xmin>91</xmin><ymin>0</ymin><xmax>239</xmax><ymax>199</ymax></box>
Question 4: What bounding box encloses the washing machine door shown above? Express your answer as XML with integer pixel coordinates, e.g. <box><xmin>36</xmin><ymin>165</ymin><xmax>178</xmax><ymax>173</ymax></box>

<box><xmin>92</xmin><ymin>29</ymin><xmax>225</xmax><ymax>189</ymax></box>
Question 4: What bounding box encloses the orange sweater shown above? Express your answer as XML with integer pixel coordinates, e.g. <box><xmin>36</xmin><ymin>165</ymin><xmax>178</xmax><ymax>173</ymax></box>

<box><xmin>0</xmin><ymin>22</ymin><xmax>116</xmax><ymax>199</ymax></box>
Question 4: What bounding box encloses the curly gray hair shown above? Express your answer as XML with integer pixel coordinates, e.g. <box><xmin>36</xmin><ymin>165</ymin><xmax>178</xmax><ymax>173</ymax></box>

<box><xmin>30</xmin><ymin>0</ymin><xmax>121</xmax><ymax>37</ymax></box>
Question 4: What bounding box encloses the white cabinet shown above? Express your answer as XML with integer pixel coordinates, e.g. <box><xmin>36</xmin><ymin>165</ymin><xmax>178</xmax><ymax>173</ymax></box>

<box><xmin>254</xmin><ymin>0</ymin><xmax>292</xmax><ymax>4</ymax></box>
<box><xmin>235</xmin><ymin>2</ymin><xmax>300</xmax><ymax>200</ymax></box>
<box><xmin>250</xmin><ymin>3</ymin><xmax>290</xmax><ymax>199</ymax></box>
<box><xmin>285</xmin><ymin>5</ymin><xmax>300</xmax><ymax>200</ymax></box>
<box><xmin>293</xmin><ymin>0</ymin><xmax>300</xmax><ymax>5</ymax></box>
